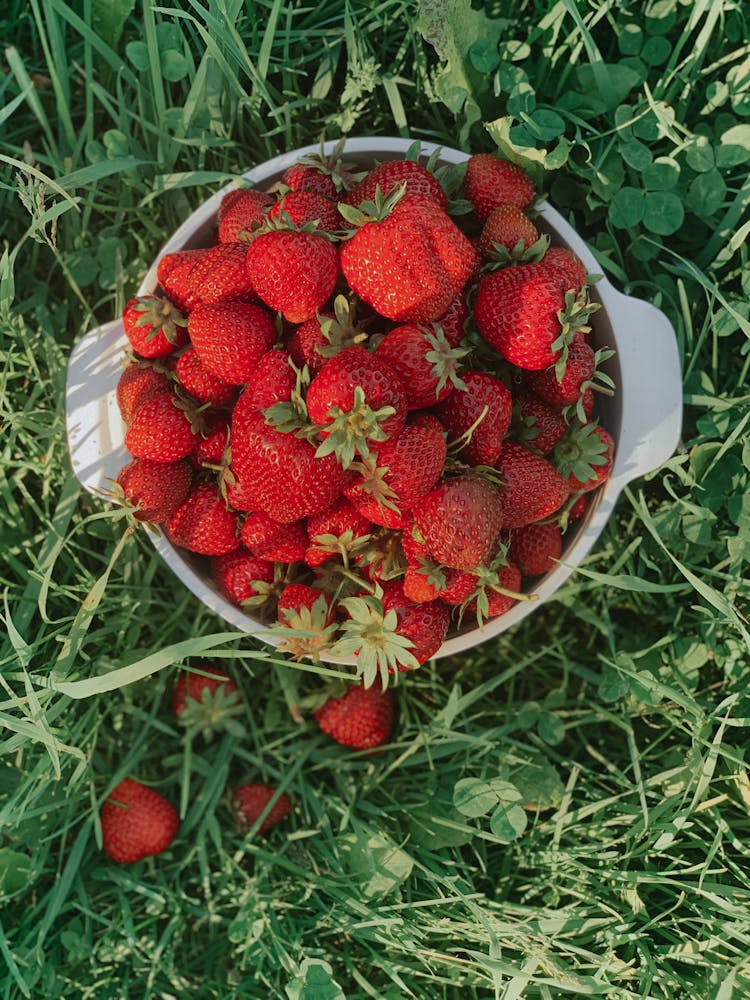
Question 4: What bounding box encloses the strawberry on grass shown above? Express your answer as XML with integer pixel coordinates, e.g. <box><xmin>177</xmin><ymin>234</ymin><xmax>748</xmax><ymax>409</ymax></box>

<box><xmin>172</xmin><ymin>664</ymin><xmax>243</xmax><ymax>737</ymax></box>
<box><xmin>313</xmin><ymin>677</ymin><xmax>395</xmax><ymax>749</ymax></box>
<box><xmin>100</xmin><ymin>777</ymin><xmax>179</xmax><ymax>864</ymax></box>
<box><xmin>233</xmin><ymin>783</ymin><xmax>292</xmax><ymax>834</ymax></box>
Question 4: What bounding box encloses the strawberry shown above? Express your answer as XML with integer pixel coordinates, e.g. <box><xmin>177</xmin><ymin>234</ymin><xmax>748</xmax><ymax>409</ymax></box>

<box><xmin>101</xmin><ymin>778</ymin><xmax>179</xmax><ymax>863</ymax></box>
<box><xmin>282</xmin><ymin>159</ymin><xmax>338</xmax><ymax>199</ymax></box>
<box><xmin>512</xmin><ymin>391</ymin><xmax>568</xmax><ymax>455</ymax></box>
<box><xmin>373</xmin><ymin>324</ymin><xmax>467</xmax><ymax>410</ymax></box>
<box><xmin>313</xmin><ymin>678</ymin><xmax>395</xmax><ymax>749</ymax></box>
<box><xmin>478</xmin><ymin>205</ymin><xmax>541</xmax><ymax>259</ymax></box>
<box><xmin>172</xmin><ymin>664</ymin><xmax>239</xmax><ymax>716</ymax></box>
<box><xmin>464</xmin><ymin>154</ymin><xmax>535</xmax><ymax>220</ymax></box>
<box><xmin>474</xmin><ymin>264</ymin><xmax>598</xmax><ymax>374</ymax></box>
<box><xmin>166</xmin><ymin>481</ymin><xmax>240</xmax><ymax>555</ymax></box>
<box><xmin>380</xmin><ymin>580</ymin><xmax>450</xmax><ymax>666</ymax></box>
<box><xmin>240</xmin><ymin>349</ymin><xmax>296</xmax><ymax>412</ymax></box>
<box><xmin>305</xmin><ymin>496</ymin><xmax>372</xmax><ymax>567</ymax></box>
<box><xmin>241</xmin><ymin>511</ymin><xmax>308</xmax><ymax>563</ymax></box>
<box><xmin>344</xmin><ymin>414</ymin><xmax>447</xmax><ymax>528</ymax></box>
<box><xmin>115</xmin><ymin>457</ymin><xmax>192</xmax><ymax>523</ymax></box>
<box><xmin>306</xmin><ymin>345</ymin><xmax>408</xmax><ymax>467</ymax></box>
<box><xmin>123</xmin><ymin>295</ymin><xmax>188</xmax><ymax>358</ymax></box>
<box><xmin>554</xmin><ymin>422</ymin><xmax>615</xmax><ymax>494</ymax></box>
<box><xmin>192</xmin><ymin>411</ymin><xmax>230</xmax><ymax>469</ymax></box>
<box><xmin>233</xmin><ymin>783</ymin><xmax>291</xmax><ymax>833</ymax></box>
<box><xmin>211</xmin><ymin>548</ymin><xmax>275</xmax><ymax>605</ymax></box>
<box><xmin>528</xmin><ymin>339</ymin><xmax>596</xmax><ymax>409</ymax></box>
<box><xmin>245</xmin><ymin>227</ymin><xmax>338</xmax><ymax>323</ymax></box>
<box><xmin>124</xmin><ymin>392</ymin><xmax>199</xmax><ymax>462</ymax></box>
<box><xmin>509</xmin><ymin>522</ymin><xmax>562</xmax><ymax>576</ymax></box>
<box><xmin>413</xmin><ymin>475</ymin><xmax>504</xmax><ymax>571</ymax></box>
<box><xmin>287</xmin><ymin>295</ymin><xmax>369</xmax><ymax>374</ymax></box>
<box><xmin>344</xmin><ymin>158</ymin><xmax>446</xmax><ymax>210</ymax></box>
<box><xmin>157</xmin><ymin>244</ymin><xmax>256</xmax><ymax>313</ymax></box>
<box><xmin>434</xmin><ymin>370</ymin><xmax>512</xmax><ymax>467</ymax></box>
<box><xmin>175</xmin><ymin>347</ymin><xmax>236</xmax><ymax>407</ymax></box>
<box><xmin>116</xmin><ymin>362</ymin><xmax>171</xmax><ymax>424</ymax></box>
<box><xmin>435</xmin><ymin>292</ymin><xmax>469</xmax><ymax>348</ymax></box>
<box><xmin>494</xmin><ymin>442</ymin><xmax>569</xmax><ymax>529</ymax></box>
<box><xmin>339</xmin><ymin>189</ymin><xmax>475</xmax><ymax>324</ymax></box>
<box><xmin>268</xmin><ymin>190</ymin><xmax>341</xmax><ymax>232</ymax></box>
<box><xmin>538</xmin><ymin>246</ymin><xmax>588</xmax><ymax>295</ymax></box>
<box><xmin>230</xmin><ymin>410</ymin><xmax>347</xmax><ymax>521</ymax></box>
<box><xmin>217</xmin><ymin>188</ymin><xmax>273</xmax><ymax>243</ymax></box>
<box><xmin>188</xmin><ymin>301</ymin><xmax>276</xmax><ymax>385</ymax></box>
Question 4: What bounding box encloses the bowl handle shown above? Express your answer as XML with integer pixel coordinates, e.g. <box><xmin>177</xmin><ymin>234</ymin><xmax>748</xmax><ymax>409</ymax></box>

<box><xmin>608</xmin><ymin>290</ymin><xmax>683</xmax><ymax>486</ymax></box>
<box><xmin>65</xmin><ymin>319</ymin><xmax>129</xmax><ymax>494</ymax></box>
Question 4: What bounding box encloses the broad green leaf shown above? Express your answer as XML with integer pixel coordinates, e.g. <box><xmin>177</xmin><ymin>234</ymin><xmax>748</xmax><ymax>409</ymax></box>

<box><xmin>453</xmin><ymin>777</ymin><xmax>496</xmax><ymax>818</ymax></box>
<box><xmin>469</xmin><ymin>38</ymin><xmax>500</xmax><ymax>74</ymax></box>
<box><xmin>618</xmin><ymin>24</ymin><xmax>642</xmax><ymax>56</ymax></box>
<box><xmin>685</xmin><ymin>136</ymin><xmax>715</xmax><ymax>173</ymax></box>
<box><xmin>537</xmin><ymin>711</ymin><xmax>565</xmax><ymax>746</ymax></box>
<box><xmin>641</xmin><ymin>35</ymin><xmax>671</xmax><ymax>66</ymax></box>
<box><xmin>643</xmin><ymin>190</ymin><xmax>684</xmax><ymax>235</ymax></box>
<box><xmin>574</xmin><ymin>63</ymin><xmax>641</xmax><ymax>111</ymax></box>
<box><xmin>91</xmin><ymin>0</ymin><xmax>137</xmax><ymax>52</ymax></box>
<box><xmin>487</xmin><ymin>782</ymin><xmax>527</xmax><ymax>841</ymax></box>
<box><xmin>620</xmin><ymin>138</ymin><xmax>653</xmax><ymax>171</ymax></box>
<box><xmin>687</xmin><ymin>169</ymin><xmax>727</xmax><ymax>217</ymax></box>
<box><xmin>0</xmin><ymin>848</ymin><xmax>32</xmax><ymax>896</ymax></box>
<box><xmin>643</xmin><ymin>157</ymin><xmax>680</xmax><ymax>191</ymax></box>
<box><xmin>609</xmin><ymin>186</ymin><xmax>645</xmax><ymax>229</ymax></box>
<box><xmin>509</xmin><ymin>756</ymin><xmax>565</xmax><ymax>811</ymax></box>
<box><xmin>126</xmin><ymin>40</ymin><xmax>150</xmax><ymax>71</ymax></box>
<box><xmin>161</xmin><ymin>50</ymin><xmax>189</xmax><ymax>82</ymax></box>
<box><xmin>286</xmin><ymin>959</ymin><xmax>345</xmax><ymax>1000</ymax></box>
<box><xmin>337</xmin><ymin>827</ymin><xmax>413</xmax><ymax>899</ymax></box>
<box><xmin>717</xmin><ymin>124</ymin><xmax>750</xmax><ymax>167</ymax></box>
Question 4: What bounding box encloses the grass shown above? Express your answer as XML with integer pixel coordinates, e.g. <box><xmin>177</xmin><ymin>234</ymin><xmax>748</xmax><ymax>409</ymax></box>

<box><xmin>1</xmin><ymin>0</ymin><xmax>750</xmax><ymax>996</ymax></box>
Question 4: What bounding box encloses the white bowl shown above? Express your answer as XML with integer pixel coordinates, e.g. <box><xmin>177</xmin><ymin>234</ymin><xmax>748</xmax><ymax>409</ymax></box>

<box><xmin>65</xmin><ymin>138</ymin><xmax>683</xmax><ymax>663</ymax></box>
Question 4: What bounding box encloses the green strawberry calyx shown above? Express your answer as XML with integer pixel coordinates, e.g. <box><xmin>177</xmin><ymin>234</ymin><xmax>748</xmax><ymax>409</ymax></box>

<box><xmin>552</xmin><ymin>420</ymin><xmax>611</xmax><ymax>483</ymax></box>
<box><xmin>552</xmin><ymin>291</ymin><xmax>602</xmax><ymax>382</ymax></box>
<box><xmin>270</xmin><ymin>593</ymin><xmax>339</xmax><ymax>663</ymax></box>
<box><xmin>337</xmin><ymin>182</ymin><xmax>407</xmax><ymax>231</ymax></box>
<box><xmin>423</xmin><ymin>326</ymin><xmax>469</xmax><ymax>396</ymax></box>
<box><xmin>347</xmin><ymin>455</ymin><xmax>401</xmax><ymax>515</ymax></box>
<box><xmin>177</xmin><ymin>681</ymin><xmax>245</xmax><ymax>740</ymax></box>
<box><xmin>315</xmin><ymin>295</ymin><xmax>371</xmax><ymax>359</ymax></box>
<box><xmin>308</xmin><ymin>527</ymin><xmax>374</xmax><ymax>570</ymax></box>
<box><xmin>330</xmin><ymin>588</ymin><xmax>420</xmax><ymax>688</ymax></box>
<box><xmin>313</xmin><ymin>385</ymin><xmax>397</xmax><ymax>470</ymax></box>
<box><xmin>483</xmin><ymin>233</ymin><xmax>550</xmax><ymax>271</ymax></box>
<box><xmin>131</xmin><ymin>294</ymin><xmax>186</xmax><ymax>344</ymax></box>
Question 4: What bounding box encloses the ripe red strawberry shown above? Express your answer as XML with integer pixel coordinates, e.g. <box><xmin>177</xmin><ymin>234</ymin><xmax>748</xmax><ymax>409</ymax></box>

<box><xmin>380</xmin><ymin>580</ymin><xmax>451</xmax><ymax>666</ymax></box>
<box><xmin>115</xmin><ymin>457</ymin><xmax>192</xmax><ymax>523</ymax></box>
<box><xmin>268</xmin><ymin>190</ymin><xmax>341</xmax><ymax>232</ymax></box>
<box><xmin>172</xmin><ymin>664</ymin><xmax>239</xmax><ymax>716</ymax></box>
<box><xmin>475</xmin><ymin>264</ymin><xmax>597</xmax><ymax>373</ymax></box>
<box><xmin>116</xmin><ymin>362</ymin><xmax>171</xmax><ymax>424</ymax></box>
<box><xmin>241</xmin><ymin>511</ymin><xmax>308</xmax><ymax>563</ymax></box>
<box><xmin>373</xmin><ymin>324</ymin><xmax>466</xmax><ymax>410</ymax></box>
<box><xmin>287</xmin><ymin>295</ymin><xmax>368</xmax><ymax>374</ymax></box>
<box><xmin>305</xmin><ymin>496</ymin><xmax>372</xmax><ymax>567</ymax></box>
<box><xmin>344</xmin><ymin>158</ymin><xmax>446</xmax><ymax>210</ymax></box>
<box><xmin>192</xmin><ymin>411</ymin><xmax>230</xmax><ymax>468</ymax></box>
<box><xmin>435</xmin><ymin>292</ymin><xmax>469</xmax><ymax>348</ymax></box>
<box><xmin>187</xmin><ymin>301</ymin><xmax>276</xmax><ymax>385</ymax></box>
<box><xmin>512</xmin><ymin>391</ymin><xmax>568</xmax><ymax>455</ymax></box>
<box><xmin>240</xmin><ymin>349</ymin><xmax>296</xmax><ymax>412</ymax></box>
<box><xmin>124</xmin><ymin>392</ymin><xmax>199</xmax><ymax>462</ymax></box>
<box><xmin>157</xmin><ymin>243</ymin><xmax>256</xmax><ymax>313</ymax></box>
<box><xmin>175</xmin><ymin>347</ymin><xmax>236</xmax><ymax>407</ymax></box>
<box><xmin>230</xmin><ymin>410</ymin><xmax>347</xmax><ymax>521</ymax></box>
<box><xmin>211</xmin><ymin>548</ymin><xmax>275</xmax><ymax>605</ymax></box>
<box><xmin>478</xmin><ymin>205</ymin><xmax>540</xmax><ymax>259</ymax></box>
<box><xmin>528</xmin><ymin>339</ymin><xmax>596</xmax><ymax>409</ymax></box>
<box><xmin>233</xmin><ymin>783</ymin><xmax>291</xmax><ymax>833</ymax></box>
<box><xmin>554</xmin><ymin>422</ymin><xmax>615</xmax><ymax>494</ymax></box>
<box><xmin>538</xmin><ymin>246</ymin><xmax>587</xmax><ymax>295</ymax></box>
<box><xmin>494</xmin><ymin>442</ymin><xmax>569</xmax><ymax>529</ymax></box>
<box><xmin>101</xmin><ymin>778</ymin><xmax>179</xmax><ymax>863</ymax></box>
<box><xmin>282</xmin><ymin>159</ymin><xmax>338</xmax><ymax>199</ymax></box>
<box><xmin>413</xmin><ymin>476</ymin><xmax>504</xmax><ymax>571</ymax></box>
<box><xmin>217</xmin><ymin>188</ymin><xmax>273</xmax><ymax>243</ymax></box>
<box><xmin>313</xmin><ymin>678</ymin><xmax>395</xmax><ymax>749</ymax></box>
<box><xmin>245</xmin><ymin>228</ymin><xmax>338</xmax><ymax>323</ymax></box>
<box><xmin>509</xmin><ymin>522</ymin><xmax>563</xmax><ymax>576</ymax></box>
<box><xmin>306</xmin><ymin>345</ymin><xmax>408</xmax><ymax>466</ymax></box>
<box><xmin>339</xmin><ymin>191</ymin><xmax>475</xmax><ymax>324</ymax></box>
<box><xmin>166</xmin><ymin>481</ymin><xmax>240</xmax><ymax>555</ymax></box>
<box><xmin>344</xmin><ymin>414</ymin><xmax>447</xmax><ymax>528</ymax></box>
<box><xmin>434</xmin><ymin>370</ymin><xmax>512</xmax><ymax>467</ymax></box>
<box><xmin>123</xmin><ymin>295</ymin><xmax>188</xmax><ymax>358</ymax></box>
<box><xmin>464</xmin><ymin>154</ymin><xmax>535</xmax><ymax>220</ymax></box>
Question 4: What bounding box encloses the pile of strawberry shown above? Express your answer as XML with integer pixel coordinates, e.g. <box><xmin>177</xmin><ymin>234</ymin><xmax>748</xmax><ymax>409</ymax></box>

<box><xmin>113</xmin><ymin>144</ymin><xmax>615</xmax><ymax>683</ymax></box>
